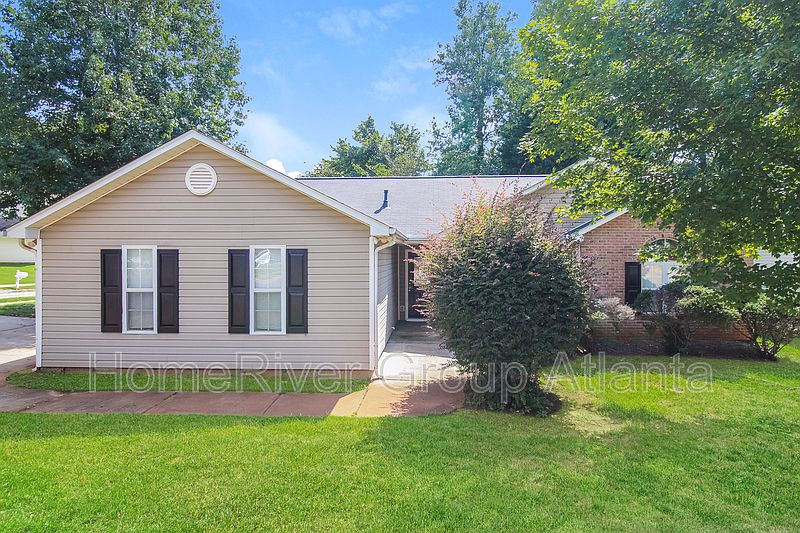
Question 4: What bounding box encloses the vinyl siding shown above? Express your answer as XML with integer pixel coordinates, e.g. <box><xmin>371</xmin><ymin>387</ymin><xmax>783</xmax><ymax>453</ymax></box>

<box><xmin>376</xmin><ymin>245</ymin><xmax>397</xmax><ymax>353</ymax></box>
<box><xmin>40</xmin><ymin>145</ymin><xmax>371</xmax><ymax>369</ymax></box>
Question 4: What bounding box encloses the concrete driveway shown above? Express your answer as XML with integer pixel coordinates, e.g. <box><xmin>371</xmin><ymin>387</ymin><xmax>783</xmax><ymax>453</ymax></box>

<box><xmin>0</xmin><ymin>316</ymin><xmax>35</xmax><ymax>370</ymax></box>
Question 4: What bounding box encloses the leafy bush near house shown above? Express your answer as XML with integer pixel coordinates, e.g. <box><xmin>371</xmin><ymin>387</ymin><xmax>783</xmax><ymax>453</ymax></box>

<box><xmin>584</xmin><ymin>297</ymin><xmax>635</xmax><ymax>353</ymax></box>
<box><xmin>737</xmin><ymin>295</ymin><xmax>800</xmax><ymax>361</ymax></box>
<box><xmin>634</xmin><ymin>284</ymin><xmax>740</xmax><ymax>354</ymax></box>
<box><xmin>414</xmin><ymin>190</ymin><xmax>591</xmax><ymax>415</ymax></box>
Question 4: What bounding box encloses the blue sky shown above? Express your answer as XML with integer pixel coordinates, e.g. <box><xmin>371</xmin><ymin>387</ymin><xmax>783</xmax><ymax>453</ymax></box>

<box><xmin>219</xmin><ymin>0</ymin><xmax>534</xmax><ymax>176</ymax></box>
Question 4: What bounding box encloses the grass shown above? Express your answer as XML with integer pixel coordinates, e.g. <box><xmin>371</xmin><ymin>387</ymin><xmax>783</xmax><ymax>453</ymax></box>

<box><xmin>0</xmin><ymin>262</ymin><xmax>34</xmax><ymax>288</ymax></box>
<box><xmin>1</xmin><ymin>348</ymin><xmax>800</xmax><ymax>530</ymax></box>
<box><xmin>0</xmin><ymin>299</ymin><xmax>34</xmax><ymax>317</ymax></box>
<box><xmin>6</xmin><ymin>370</ymin><xmax>370</xmax><ymax>394</ymax></box>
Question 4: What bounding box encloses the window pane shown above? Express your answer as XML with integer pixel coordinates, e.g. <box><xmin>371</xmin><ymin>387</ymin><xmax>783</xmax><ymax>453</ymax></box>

<box><xmin>665</xmin><ymin>262</ymin><xmax>680</xmax><ymax>283</ymax></box>
<box><xmin>254</xmin><ymin>248</ymin><xmax>282</xmax><ymax>289</ymax></box>
<box><xmin>254</xmin><ymin>292</ymin><xmax>281</xmax><ymax>332</ymax></box>
<box><xmin>641</xmin><ymin>262</ymin><xmax>663</xmax><ymax>290</ymax></box>
<box><xmin>127</xmin><ymin>248</ymin><xmax>153</xmax><ymax>289</ymax></box>
<box><xmin>126</xmin><ymin>291</ymin><xmax>154</xmax><ymax>331</ymax></box>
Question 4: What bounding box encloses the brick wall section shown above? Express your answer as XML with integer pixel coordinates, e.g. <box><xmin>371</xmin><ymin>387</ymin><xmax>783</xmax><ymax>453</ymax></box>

<box><xmin>592</xmin><ymin>318</ymin><xmax>747</xmax><ymax>341</ymax></box>
<box><xmin>578</xmin><ymin>213</ymin><xmax>674</xmax><ymax>300</ymax></box>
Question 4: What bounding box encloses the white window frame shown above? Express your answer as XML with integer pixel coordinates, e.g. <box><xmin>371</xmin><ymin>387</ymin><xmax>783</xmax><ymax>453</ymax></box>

<box><xmin>122</xmin><ymin>245</ymin><xmax>158</xmax><ymax>335</ymax></box>
<box><xmin>249</xmin><ymin>245</ymin><xmax>287</xmax><ymax>335</ymax></box>
<box><xmin>641</xmin><ymin>260</ymin><xmax>680</xmax><ymax>290</ymax></box>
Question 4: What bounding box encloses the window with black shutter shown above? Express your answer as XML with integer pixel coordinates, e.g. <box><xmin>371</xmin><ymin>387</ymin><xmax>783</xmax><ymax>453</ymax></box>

<box><xmin>157</xmin><ymin>249</ymin><xmax>179</xmax><ymax>333</ymax></box>
<box><xmin>229</xmin><ymin>249</ymin><xmax>250</xmax><ymax>333</ymax></box>
<box><xmin>286</xmin><ymin>249</ymin><xmax>308</xmax><ymax>333</ymax></box>
<box><xmin>100</xmin><ymin>249</ymin><xmax>122</xmax><ymax>332</ymax></box>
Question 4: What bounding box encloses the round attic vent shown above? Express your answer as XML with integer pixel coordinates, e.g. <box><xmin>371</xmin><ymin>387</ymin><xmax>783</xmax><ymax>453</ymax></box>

<box><xmin>185</xmin><ymin>163</ymin><xmax>218</xmax><ymax>196</ymax></box>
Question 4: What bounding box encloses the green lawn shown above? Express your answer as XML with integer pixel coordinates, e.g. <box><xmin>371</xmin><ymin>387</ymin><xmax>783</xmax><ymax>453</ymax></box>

<box><xmin>7</xmin><ymin>370</ymin><xmax>369</xmax><ymax>394</ymax></box>
<box><xmin>0</xmin><ymin>297</ymin><xmax>34</xmax><ymax>317</ymax></box>
<box><xmin>1</xmin><ymin>348</ymin><xmax>799</xmax><ymax>530</ymax></box>
<box><xmin>0</xmin><ymin>262</ymin><xmax>34</xmax><ymax>288</ymax></box>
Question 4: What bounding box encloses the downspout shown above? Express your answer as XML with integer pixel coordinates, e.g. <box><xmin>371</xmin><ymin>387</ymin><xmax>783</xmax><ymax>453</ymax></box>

<box><xmin>368</xmin><ymin>237</ymin><xmax>376</xmax><ymax>371</ymax></box>
<box><xmin>369</xmin><ymin>236</ymin><xmax>396</xmax><ymax>372</ymax></box>
<box><xmin>34</xmin><ymin>237</ymin><xmax>42</xmax><ymax>368</ymax></box>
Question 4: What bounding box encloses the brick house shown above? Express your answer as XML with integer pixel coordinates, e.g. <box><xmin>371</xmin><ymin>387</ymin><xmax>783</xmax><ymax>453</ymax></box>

<box><xmin>8</xmin><ymin>132</ymin><xmax>739</xmax><ymax>371</ymax></box>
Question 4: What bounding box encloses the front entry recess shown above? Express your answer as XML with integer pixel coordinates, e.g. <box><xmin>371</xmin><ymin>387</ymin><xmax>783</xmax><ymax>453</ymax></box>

<box><xmin>406</xmin><ymin>250</ymin><xmax>424</xmax><ymax>321</ymax></box>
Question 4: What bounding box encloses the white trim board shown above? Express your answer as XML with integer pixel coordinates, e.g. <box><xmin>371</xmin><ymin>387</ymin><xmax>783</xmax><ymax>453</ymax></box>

<box><xmin>34</xmin><ymin>238</ymin><xmax>42</xmax><ymax>368</ymax></box>
<box><xmin>7</xmin><ymin>130</ymin><xmax>401</xmax><ymax>239</ymax></box>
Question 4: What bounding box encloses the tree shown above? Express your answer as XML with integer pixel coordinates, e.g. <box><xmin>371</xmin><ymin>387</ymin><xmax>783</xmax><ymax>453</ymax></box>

<box><xmin>430</xmin><ymin>0</ymin><xmax>517</xmax><ymax>175</ymax></box>
<box><xmin>414</xmin><ymin>190</ymin><xmax>591</xmax><ymax>415</ymax></box>
<box><xmin>0</xmin><ymin>0</ymin><xmax>248</xmax><ymax>216</ymax></box>
<box><xmin>520</xmin><ymin>0</ymin><xmax>800</xmax><ymax>306</ymax></box>
<box><xmin>308</xmin><ymin>116</ymin><xmax>429</xmax><ymax>177</ymax></box>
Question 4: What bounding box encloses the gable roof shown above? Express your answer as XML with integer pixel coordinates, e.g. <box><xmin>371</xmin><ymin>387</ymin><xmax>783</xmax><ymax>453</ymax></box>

<box><xmin>7</xmin><ymin>130</ymin><xmax>398</xmax><ymax>239</ymax></box>
<box><xmin>299</xmin><ymin>175</ymin><xmax>547</xmax><ymax>241</ymax></box>
<box><xmin>566</xmin><ymin>209</ymin><xmax>629</xmax><ymax>237</ymax></box>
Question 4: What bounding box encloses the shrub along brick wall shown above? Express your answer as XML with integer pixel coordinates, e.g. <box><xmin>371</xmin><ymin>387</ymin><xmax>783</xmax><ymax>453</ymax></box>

<box><xmin>592</xmin><ymin>318</ymin><xmax>747</xmax><ymax>341</ymax></box>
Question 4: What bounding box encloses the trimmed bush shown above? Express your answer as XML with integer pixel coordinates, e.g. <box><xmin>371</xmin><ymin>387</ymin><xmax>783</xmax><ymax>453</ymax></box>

<box><xmin>634</xmin><ymin>284</ymin><xmax>740</xmax><ymax>354</ymax></box>
<box><xmin>584</xmin><ymin>297</ymin><xmax>635</xmax><ymax>353</ymax></box>
<box><xmin>738</xmin><ymin>295</ymin><xmax>800</xmax><ymax>360</ymax></box>
<box><xmin>414</xmin><ymin>190</ymin><xmax>591</xmax><ymax>415</ymax></box>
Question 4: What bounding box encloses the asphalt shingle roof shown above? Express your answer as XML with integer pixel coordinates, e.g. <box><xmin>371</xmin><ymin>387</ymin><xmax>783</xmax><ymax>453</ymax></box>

<box><xmin>298</xmin><ymin>175</ymin><xmax>547</xmax><ymax>240</ymax></box>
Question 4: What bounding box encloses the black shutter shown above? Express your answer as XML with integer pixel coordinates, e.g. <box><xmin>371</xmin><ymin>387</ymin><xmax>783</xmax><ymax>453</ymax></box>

<box><xmin>100</xmin><ymin>249</ymin><xmax>122</xmax><ymax>332</ymax></box>
<box><xmin>286</xmin><ymin>249</ymin><xmax>308</xmax><ymax>333</ymax></box>
<box><xmin>624</xmin><ymin>262</ymin><xmax>642</xmax><ymax>306</ymax></box>
<box><xmin>157</xmin><ymin>249</ymin><xmax>179</xmax><ymax>333</ymax></box>
<box><xmin>229</xmin><ymin>249</ymin><xmax>250</xmax><ymax>333</ymax></box>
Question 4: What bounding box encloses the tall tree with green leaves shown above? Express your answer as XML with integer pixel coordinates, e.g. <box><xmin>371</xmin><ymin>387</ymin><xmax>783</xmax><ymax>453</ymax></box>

<box><xmin>0</xmin><ymin>0</ymin><xmax>248</xmax><ymax>216</ymax></box>
<box><xmin>308</xmin><ymin>116</ymin><xmax>429</xmax><ymax>177</ymax></box>
<box><xmin>521</xmin><ymin>0</ymin><xmax>800</xmax><ymax>305</ymax></box>
<box><xmin>430</xmin><ymin>0</ymin><xmax>517</xmax><ymax>175</ymax></box>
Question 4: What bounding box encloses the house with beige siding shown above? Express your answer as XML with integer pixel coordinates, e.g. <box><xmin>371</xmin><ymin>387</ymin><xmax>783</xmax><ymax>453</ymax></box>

<box><xmin>8</xmin><ymin>130</ymin><xmax>699</xmax><ymax>373</ymax></box>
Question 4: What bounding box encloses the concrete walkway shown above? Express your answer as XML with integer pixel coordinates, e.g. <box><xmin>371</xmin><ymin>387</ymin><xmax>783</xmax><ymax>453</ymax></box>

<box><xmin>0</xmin><ymin>320</ymin><xmax>465</xmax><ymax>417</ymax></box>
<box><xmin>0</xmin><ymin>373</ymin><xmax>464</xmax><ymax>417</ymax></box>
<box><xmin>0</xmin><ymin>316</ymin><xmax>35</xmax><ymax>369</ymax></box>
<box><xmin>376</xmin><ymin>321</ymin><xmax>459</xmax><ymax>381</ymax></box>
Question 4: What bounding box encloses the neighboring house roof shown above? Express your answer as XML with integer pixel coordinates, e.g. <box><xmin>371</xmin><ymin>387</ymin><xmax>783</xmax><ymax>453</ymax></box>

<box><xmin>299</xmin><ymin>175</ymin><xmax>547</xmax><ymax>240</ymax></box>
<box><xmin>0</xmin><ymin>218</ymin><xmax>21</xmax><ymax>233</ymax></box>
<box><xmin>7</xmin><ymin>130</ymin><xmax>399</xmax><ymax>239</ymax></box>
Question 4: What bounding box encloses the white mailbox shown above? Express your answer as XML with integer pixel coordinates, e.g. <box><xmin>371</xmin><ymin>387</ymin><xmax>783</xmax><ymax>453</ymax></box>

<box><xmin>15</xmin><ymin>270</ymin><xmax>29</xmax><ymax>290</ymax></box>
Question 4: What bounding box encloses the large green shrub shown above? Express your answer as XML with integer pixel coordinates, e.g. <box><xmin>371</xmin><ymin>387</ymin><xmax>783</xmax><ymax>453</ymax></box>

<box><xmin>634</xmin><ymin>284</ymin><xmax>740</xmax><ymax>354</ymax></box>
<box><xmin>738</xmin><ymin>296</ymin><xmax>800</xmax><ymax>361</ymax></box>
<box><xmin>414</xmin><ymin>190</ymin><xmax>591</xmax><ymax>415</ymax></box>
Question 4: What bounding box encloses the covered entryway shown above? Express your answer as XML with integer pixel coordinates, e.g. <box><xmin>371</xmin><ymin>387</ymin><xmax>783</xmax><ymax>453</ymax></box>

<box><xmin>376</xmin><ymin>321</ymin><xmax>457</xmax><ymax>381</ymax></box>
<box><xmin>404</xmin><ymin>249</ymin><xmax>425</xmax><ymax>321</ymax></box>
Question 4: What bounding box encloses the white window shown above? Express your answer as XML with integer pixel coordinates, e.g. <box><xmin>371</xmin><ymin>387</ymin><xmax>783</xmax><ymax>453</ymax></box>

<box><xmin>250</xmin><ymin>245</ymin><xmax>286</xmax><ymax>334</ymax></box>
<box><xmin>122</xmin><ymin>246</ymin><xmax>157</xmax><ymax>334</ymax></box>
<box><xmin>641</xmin><ymin>261</ymin><xmax>680</xmax><ymax>290</ymax></box>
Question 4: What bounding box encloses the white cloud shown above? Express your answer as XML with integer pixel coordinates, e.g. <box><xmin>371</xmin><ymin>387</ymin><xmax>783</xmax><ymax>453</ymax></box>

<box><xmin>288</xmin><ymin>171</ymin><xmax>302</xmax><ymax>179</ymax></box>
<box><xmin>265</xmin><ymin>158</ymin><xmax>286</xmax><ymax>174</ymax></box>
<box><xmin>248</xmin><ymin>59</ymin><xmax>290</xmax><ymax>95</ymax></box>
<box><xmin>238</xmin><ymin>112</ymin><xmax>314</xmax><ymax>174</ymax></box>
<box><xmin>372</xmin><ymin>46</ymin><xmax>434</xmax><ymax>99</ymax></box>
<box><xmin>318</xmin><ymin>2</ymin><xmax>417</xmax><ymax>44</ymax></box>
<box><xmin>401</xmin><ymin>104</ymin><xmax>445</xmax><ymax>145</ymax></box>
